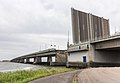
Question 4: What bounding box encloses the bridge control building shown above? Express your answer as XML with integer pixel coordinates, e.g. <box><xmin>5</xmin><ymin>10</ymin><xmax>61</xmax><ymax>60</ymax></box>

<box><xmin>67</xmin><ymin>8</ymin><xmax>120</xmax><ymax>67</ymax></box>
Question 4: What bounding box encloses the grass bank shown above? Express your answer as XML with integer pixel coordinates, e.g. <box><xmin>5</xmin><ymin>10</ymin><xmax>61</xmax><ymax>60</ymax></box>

<box><xmin>0</xmin><ymin>67</ymin><xmax>74</xmax><ymax>83</ymax></box>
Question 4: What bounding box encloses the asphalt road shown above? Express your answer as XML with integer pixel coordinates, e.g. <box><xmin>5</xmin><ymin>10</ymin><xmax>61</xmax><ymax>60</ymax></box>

<box><xmin>30</xmin><ymin>67</ymin><xmax>120</xmax><ymax>83</ymax></box>
<box><xmin>78</xmin><ymin>67</ymin><xmax>120</xmax><ymax>83</ymax></box>
<box><xmin>29</xmin><ymin>70</ymin><xmax>80</xmax><ymax>83</ymax></box>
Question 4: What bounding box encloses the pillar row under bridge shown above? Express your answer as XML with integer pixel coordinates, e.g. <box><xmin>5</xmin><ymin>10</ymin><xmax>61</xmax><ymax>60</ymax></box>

<box><xmin>25</xmin><ymin>56</ymin><xmax>53</xmax><ymax>65</ymax></box>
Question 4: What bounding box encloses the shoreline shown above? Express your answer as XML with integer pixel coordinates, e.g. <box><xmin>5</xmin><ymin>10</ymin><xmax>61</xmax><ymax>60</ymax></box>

<box><xmin>0</xmin><ymin>67</ymin><xmax>74</xmax><ymax>83</ymax></box>
<box><xmin>0</xmin><ymin>62</ymin><xmax>47</xmax><ymax>72</ymax></box>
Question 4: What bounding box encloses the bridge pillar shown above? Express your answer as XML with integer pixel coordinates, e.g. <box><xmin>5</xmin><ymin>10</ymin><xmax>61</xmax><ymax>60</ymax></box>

<box><xmin>89</xmin><ymin>44</ymin><xmax>95</xmax><ymax>62</ymax></box>
<box><xmin>47</xmin><ymin>56</ymin><xmax>52</xmax><ymax>66</ymax></box>
<box><xmin>25</xmin><ymin>58</ymin><xmax>30</xmax><ymax>63</ymax></box>
<box><xmin>20</xmin><ymin>58</ymin><xmax>24</xmax><ymax>63</ymax></box>
<box><xmin>17</xmin><ymin>59</ymin><xmax>20</xmax><ymax>63</ymax></box>
<box><xmin>34</xmin><ymin>57</ymin><xmax>41</xmax><ymax>64</ymax></box>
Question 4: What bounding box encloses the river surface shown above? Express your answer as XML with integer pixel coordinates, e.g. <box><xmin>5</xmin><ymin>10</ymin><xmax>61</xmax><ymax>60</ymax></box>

<box><xmin>0</xmin><ymin>62</ymin><xmax>47</xmax><ymax>72</ymax></box>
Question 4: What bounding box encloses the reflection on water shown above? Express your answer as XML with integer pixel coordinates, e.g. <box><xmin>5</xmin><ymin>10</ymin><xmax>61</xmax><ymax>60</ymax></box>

<box><xmin>0</xmin><ymin>62</ymin><xmax>46</xmax><ymax>72</ymax></box>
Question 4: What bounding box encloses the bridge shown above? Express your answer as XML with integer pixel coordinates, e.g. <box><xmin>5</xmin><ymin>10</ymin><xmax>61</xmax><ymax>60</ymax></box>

<box><xmin>11</xmin><ymin>48</ymin><xmax>67</xmax><ymax>66</ymax></box>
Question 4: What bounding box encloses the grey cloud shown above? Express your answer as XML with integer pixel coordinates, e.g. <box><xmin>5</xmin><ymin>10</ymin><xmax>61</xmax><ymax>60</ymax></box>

<box><xmin>0</xmin><ymin>0</ymin><xmax>69</xmax><ymax>35</ymax></box>
<box><xmin>41</xmin><ymin>1</ymin><xmax>54</xmax><ymax>10</ymax></box>
<box><xmin>1</xmin><ymin>0</ymin><xmax>120</xmax><ymax>60</ymax></box>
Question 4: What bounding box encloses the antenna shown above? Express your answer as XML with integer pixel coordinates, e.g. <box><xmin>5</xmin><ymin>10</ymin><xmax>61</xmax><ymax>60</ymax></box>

<box><xmin>119</xmin><ymin>26</ymin><xmax>120</xmax><ymax>35</ymax></box>
<box><xmin>67</xmin><ymin>30</ymin><xmax>69</xmax><ymax>49</ymax></box>
<box><xmin>115</xmin><ymin>26</ymin><xmax>116</xmax><ymax>35</ymax></box>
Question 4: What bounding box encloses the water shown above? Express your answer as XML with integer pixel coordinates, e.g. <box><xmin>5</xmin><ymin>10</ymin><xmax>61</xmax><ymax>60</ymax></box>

<box><xmin>0</xmin><ymin>62</ymin><xmax>47</xmax><ymax>72</ymax></box>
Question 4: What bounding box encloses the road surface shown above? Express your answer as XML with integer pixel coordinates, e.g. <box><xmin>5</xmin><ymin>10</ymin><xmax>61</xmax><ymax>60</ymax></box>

<box><xmin>30</xmin><ymin>67</ymin><xmax>120</xmax><ymax>83</ymax></box>
<box><xmin>79</xmin><ymin>67</ymin><xmax>120</xmax><ymax>83</ymax></box>
<box><xmin>29</xmin><ymin>70</ymin><xmax>80</xmax><ymax>83</ymax></box>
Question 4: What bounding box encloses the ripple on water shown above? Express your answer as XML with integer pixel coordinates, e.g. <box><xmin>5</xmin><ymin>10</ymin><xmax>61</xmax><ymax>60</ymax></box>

<box><xmin>0</xmin><ymin>62</ymin><xmax>47</xmax><ymax>72</ymax></box>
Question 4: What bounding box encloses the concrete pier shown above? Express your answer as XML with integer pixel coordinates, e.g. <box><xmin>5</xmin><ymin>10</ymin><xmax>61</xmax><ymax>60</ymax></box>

<box><xmin>34</xmin><ymin>57</ymin><xmax>41</xmax><ymax>64</ymax></box>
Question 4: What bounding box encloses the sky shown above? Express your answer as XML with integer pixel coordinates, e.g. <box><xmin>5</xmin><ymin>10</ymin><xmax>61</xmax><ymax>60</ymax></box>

<box><xmin>0</xmin><ymin>0</ymin><xmax>120</xmax><ymax>60</ymax></box>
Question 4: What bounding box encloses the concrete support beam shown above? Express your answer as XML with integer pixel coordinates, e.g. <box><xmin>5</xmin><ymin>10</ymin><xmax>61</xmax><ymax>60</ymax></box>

<box><xmin>47</xmin><ymin>56</ymin><xmax>52</xmax><ymax>65</ymax></box>
<box><xmin>17</xmin><ymin>59</ymin><xmax>20</xmax><ymax>63</ymax></box>
<box><xmin>25</xmin><ymin>58</ymin><xmax>30</xmax><ymax>63</ymax></box>
<box><xmin>95</xmin><ymin>38</ymin><xmax>120</xmax><ymax>49</ymax></box>
<box><xmin>20</xmin><ymin>58</ymin><xmax>24</xmax><ymax>63</ymax></box>
<box><xmin>34</xmin><ymin>57</ymin><xmax>41</xmax><ymax>64</ymax></box>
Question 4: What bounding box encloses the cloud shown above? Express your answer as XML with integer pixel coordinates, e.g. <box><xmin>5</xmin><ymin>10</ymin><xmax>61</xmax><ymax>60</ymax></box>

<box><xmin>0</xmin><ymin>0</ymin><xmax>69</xmax><ymax>35</ymax></box>
<box><xmin>0</xmin><ymin>0</ymin><xmax>120</xmax><ymax>60</ymax></box>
